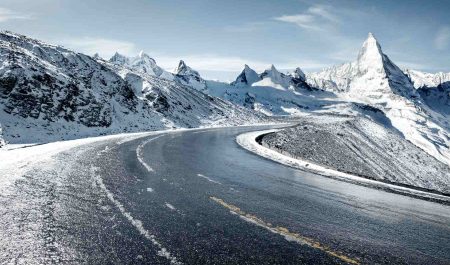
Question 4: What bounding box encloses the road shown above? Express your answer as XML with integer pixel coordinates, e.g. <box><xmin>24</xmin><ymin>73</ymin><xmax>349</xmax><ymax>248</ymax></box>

<box><xmin>2</xmin><ymin>126</ymin><xmax>450</xmax><ymax>264</ymax></box>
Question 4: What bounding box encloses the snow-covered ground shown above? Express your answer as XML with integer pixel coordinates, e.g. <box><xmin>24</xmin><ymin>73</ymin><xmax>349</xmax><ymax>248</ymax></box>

<box><xmin>0</xmin><ymin>31</ymin><xmax>266</xmax><ymax>146</ymax></box>
<box><xmin>236</xmin><ymin>127</ymin><xmax>450</xmax><ymax>204</ymax></box>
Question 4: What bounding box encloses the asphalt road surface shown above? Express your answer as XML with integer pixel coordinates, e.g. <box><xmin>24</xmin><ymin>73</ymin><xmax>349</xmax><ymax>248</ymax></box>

<box><xmin>2</xmin><ymin>126</ymin><xmax>450</xmax><ymax>264</ymax></box>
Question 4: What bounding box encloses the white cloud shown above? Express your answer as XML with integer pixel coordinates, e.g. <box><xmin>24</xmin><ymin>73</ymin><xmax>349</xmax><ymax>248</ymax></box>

<box><xmin>60</xmin><ymin>37</ymin><xmax>137</xmax><ymax>58</ymax></box>
<box><xmin>0</xmin><ymin>7</ymin><xmax>33</xmax><ymax>22</ymax></box>
<box><xmin>274</xmin><ymin>14</ymin><xmax>319</xmax><ymax>30</ymax></box>
<box><xmin>307</xmin><ymin>5</ymin><xmax>339</xmax><ymax>23</ymax></box>
<box><xmin>273</xmin><ymin>4</ymin><xmax>338</xmax><ymax>31</ymax></box>
<box><xmin>434</xmin><ymin>26</ymin><xmax>450</xmax><ymax>50</ymax></box>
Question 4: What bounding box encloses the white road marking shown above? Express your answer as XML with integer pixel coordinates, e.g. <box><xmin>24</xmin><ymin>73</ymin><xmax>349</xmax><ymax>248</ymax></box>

<box><xmin>197</xmin><ymin>174</ymin><xmax>222</xmax><ymax>185</ymax></box>
<box><xmin>91</xmin><ymin>167</ymin><xmax>181</xmax><ymax>264</ymax></box>
<box><xmin>147</xmin><ymin>187</ymin><xmax>154</xmax><ymax>192</ymax></box>
<box><xmin>136</xmin><ymin>135</ymin><xmax>163</xmax><ymax>172</ymax></box>
<box><xmin>165</xmin><ymin>203</ymin><xmax>176</xmax><ymax>211</ymax></box>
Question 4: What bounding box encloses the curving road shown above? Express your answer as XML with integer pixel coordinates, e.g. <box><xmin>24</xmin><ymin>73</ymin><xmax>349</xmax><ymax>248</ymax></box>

<box><xmin>2</xmin><ymin>126</ymin><xmax>450</xmax><ymax>264</ymax></box>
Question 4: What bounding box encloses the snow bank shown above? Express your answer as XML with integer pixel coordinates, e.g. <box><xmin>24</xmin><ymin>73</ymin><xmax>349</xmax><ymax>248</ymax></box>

<box><xmin>236</xmin><ymin>130</ymin><xmax>450</xmax><ymax>204</ymax></box>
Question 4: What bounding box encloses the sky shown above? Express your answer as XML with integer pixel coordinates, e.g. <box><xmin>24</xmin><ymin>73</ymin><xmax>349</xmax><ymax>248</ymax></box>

<box><xmin>0</xmin><ymin>0</ymin><xmax>449</xmax><ymax>80</ymax></box>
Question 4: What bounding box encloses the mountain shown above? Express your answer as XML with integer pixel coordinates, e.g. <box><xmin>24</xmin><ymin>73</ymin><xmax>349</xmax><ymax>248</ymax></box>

<box><xmin>404</xmin><ymin>69</ymin><xmax>450</xmax><ymax>89</ymax></box>
<box><xmin>0</xmin><ymin>31</ymin><xmax>264</xmax><ymax>144</ymax></box>
<box><xmin>204</xmin><ymin>64</ymin><xmax>336</xmax><ymax>116</ymax></box>
<box><xmin>231</xmin><ymin>64</ymin><xmax>261</xmax><ymax>86</ymax></box>
<box><xmin>173</xmin><ymin>60</ymin><xmax>207</xmax><ymax>91</ymax></box>
<box><xmin>307</xmin><ymin>33</ymin><xmax>450</xmax><ymax>165</ymax></box>
<box><xmin>308</xmin><ymin>33</ymin><xmax>417</xmax><ymax>100</ymax></box>
<box><xmin>405</xmin><ymin>69</ymin><xmax>450</xmax><ymax>117</ymax></box>
<box><xmin>253</xmin><ymin>65</ymin><xmax>314</xmax><ymax>92</ymax></box>
<box><xmin>108</xmin><ymin>51</ymin><xmax>173</xmax><ymax>79</ymax></box>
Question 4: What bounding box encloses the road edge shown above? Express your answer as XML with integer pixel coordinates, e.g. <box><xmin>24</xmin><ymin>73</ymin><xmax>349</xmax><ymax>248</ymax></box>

<box><xmin>236</xmin><ymin>129</ymin><xmax>450</xmax><ymax>205</ymax></box>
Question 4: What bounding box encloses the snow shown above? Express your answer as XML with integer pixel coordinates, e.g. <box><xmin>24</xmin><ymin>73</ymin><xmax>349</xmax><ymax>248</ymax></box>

<box><xmin>196</xmin><ymin>173</ymin><xmax>222</xmax><ymax>185</ymax></box>
<box><xmin>0</xmin><ymin>131</ymin><xmax>152</xmax><ymax>193</ymax></box>
<box><xmin>136</xmin><ymin>135</ymin><xmax>164</xmax><ymax>172</ymax></box>
<box><xmin>306</xmin><ymin>33</ymin><xmax>450</xmax><ymax>166</ymax></box>
<box><xmin>172</xmin><ymin>60</ymin><xmax>207</xmax><ymax>91</ymax></box>
<box><xmin>0</xmin><ymin>31</ymin><xmax>266</xmax><ymax>146</ymax></box>
<box><xmin>404</xmin><ymin>69</ymin><xmax>450</xmax><ymax>89</ymax></box>
<box><xmin>165</xmin><ymin>203</ymin><xmax>176</xmax><ymax>211</ymax></box>
<box><xmin>236</xmin><ymin>129</ymin><xmax>450</xmax><ymax>204</ymax></box>
<box><xmin>232</xmin><ymin>64</ymin><xmax>261</xmax><ymax>86</ymax></box>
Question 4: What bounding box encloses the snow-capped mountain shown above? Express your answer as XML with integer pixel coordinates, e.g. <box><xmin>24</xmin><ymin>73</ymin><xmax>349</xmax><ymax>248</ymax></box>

<box><xmin>404</xmin><ymin>69</ymin><xmax>450</xmax><ymax>89</ymax></box>
<box><xmin>405</xmin><ymin>69</ymin><xmax>450</xmax><ymax>117</ymax></box>
<box><xmin>173</xmin><ymin>60</ymin><xmax>207</xmax><ymax>91</ymax></box>
<box><xmin>0</xmin><ymin>31</ymin><xmax>263</xmax><ymax>144</ymax></box>
<box><xmin>108</xmin><ymin>51</ymin><xmax>173</xmax><ymax>79</ymax></box>
<box><xmin>204</xmin><ymin>64</ymin><xmax>331</xmax><ymax>116</ymax></box>
<box><xmin>307</xmin><ymin>33</ymin><xmax>450</xmax><ymax>165</ymax></box>
<box><xmin>231</xmin><ymin>64</ymin><xmax>261</xmax><ymax>86</ymax></box>
<box><xmin>308</xmin><ymin>33</ymin><xmax>417</xmax><ymax>100</ymax></box>
<box><xmin>254</xmin><ymin>65</ymin><xmax>314</xmax><ymax>92</ymax></box>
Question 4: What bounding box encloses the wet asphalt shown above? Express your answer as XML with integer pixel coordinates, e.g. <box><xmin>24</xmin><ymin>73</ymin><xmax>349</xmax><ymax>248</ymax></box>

<box><xmin>8</xmin><ymin>126</ymin><xmax>450</xmax><ymax>264</ymax></box>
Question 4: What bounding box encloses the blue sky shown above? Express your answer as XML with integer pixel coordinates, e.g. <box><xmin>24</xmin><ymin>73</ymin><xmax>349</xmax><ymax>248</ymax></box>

<box><xmin>1</xmin><ymin>0</ymin><xmax>449</xmax><ymax>80</ymax></box>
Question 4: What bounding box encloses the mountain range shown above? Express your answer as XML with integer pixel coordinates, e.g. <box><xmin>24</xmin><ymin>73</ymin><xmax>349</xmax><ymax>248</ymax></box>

<box><xmin>0</xmin><ymin>30</ymin><xmax>449</xmax><ymax>168</ymax></box>
<box><xmin>0</xmin><ymin>31</ymin><xmax>263</xmax><ymax>144</ymax></box>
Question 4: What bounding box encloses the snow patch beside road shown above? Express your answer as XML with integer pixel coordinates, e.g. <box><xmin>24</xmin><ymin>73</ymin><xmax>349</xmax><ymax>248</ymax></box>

<box><xmin>236</xmin><ymin>130</ymin><xmax>450</xmax><ymax>204</ymax></box>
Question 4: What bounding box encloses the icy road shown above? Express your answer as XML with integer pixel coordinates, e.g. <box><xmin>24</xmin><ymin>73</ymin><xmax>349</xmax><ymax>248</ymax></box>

<box><xmin>1</xmin><ymin>126</ymin><xmax>449</xmax><ymax>264</ymax></box>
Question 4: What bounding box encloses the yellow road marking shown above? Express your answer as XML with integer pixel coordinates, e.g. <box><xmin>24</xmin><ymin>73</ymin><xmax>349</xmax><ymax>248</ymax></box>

<box><xmin>210</xmin><ymin>196</ymin><xmax>360</xmax><ymax>265</ymax></box>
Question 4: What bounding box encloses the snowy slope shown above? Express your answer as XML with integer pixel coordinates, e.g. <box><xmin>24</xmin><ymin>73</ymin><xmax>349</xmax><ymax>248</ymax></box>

<box><xmin>202</xmin><ymin>64</ymin><xmax>335</xmax><ymax>116</ymax></box>
<box><xmin>0</xmin><ymin>31</ymin><xmax>264</xmax><ymax>144</ymax></box>
<box><xmin>231</xmin><ymin>64</ymin><xmax>261</xmax><ymax>86</ymax></box>
<box><xmin>260</xmin><ymin>114</ymin><xmax>450</xmax><ymax>194</ymax></box>
<box><xmin>404</xmin><ymin>69</ymin><xmax>450</xmax><ymax>89</ymax></box>
<box><xmin>306</xmin><ymin>33</ymin><xmax>450</xmax><ymax>165</ymax></box>
<box><xmin>108</xmin><ymin>51</ymin><xmax>173</xmax><ymax>79</ymax></box>
<box><xmin>405</xmin><ymin>69</ymin><xmax>450</xmax><ymax>117</ymax></box>
<box><xmin>0</xmin><ymin>123</ymin><xmax>4</xmax><ymax>147</ymax></box>
<box><xmin>172</xmin><ymin>60</ymin><xmax>207</xmax><ymax>91</ymax></box>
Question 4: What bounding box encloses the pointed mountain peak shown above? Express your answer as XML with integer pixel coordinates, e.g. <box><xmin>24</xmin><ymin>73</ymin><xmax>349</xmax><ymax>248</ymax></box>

<box><xmin>262</xmin><ymin>64</ymin><xmax>281</xmax><ymax>77</ymax></box>
<box><xmin>177</xmin><ymin>59</ymin><xmax>187</xmax><ymax>69</ymax></box>
<box><xmin>292</xmin><ymin>67</ymin><xmax>306</xmax><ymax>81</ymax></box>
<box><xmin>174</xmin><ymin>60</ymin><xmax>200</xmax><ymax>77</ymax></box>
<box><xmin>109</xmin><ymin>52</ymin><xmax>129</xmax><ymax>65</ymax></box>
<box><xmin>232</xmin><ymin>64</ymin><xmax>260</xmax><ymax>86</ymax></box>
<box><xmin>133</xmin><ymin>50</ymin><xmax>157</xmax><ymax>65</ymax></box>
<box><xmin>356</xmin><ymin>32</ymin><xmax>385</xmax><ymax>73</ymax></box>
<box><xmin>137</xmin><ymin>50</ymin><xmax>154</xmax><ymax>61</ymax></box>
<box><xmin>92</xmin><ymin>53</ymin><xmax>101</xmax><ymax>60</ymax></box>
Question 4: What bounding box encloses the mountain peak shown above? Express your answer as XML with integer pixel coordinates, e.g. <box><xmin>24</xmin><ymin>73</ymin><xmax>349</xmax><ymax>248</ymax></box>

<box><xmin>292</xmin><ymin>67</ymin><xmax>306</xmax><ymax>81</ymax></box>
<box><xmin>232</xmin><ymin>64</ymin><xmax>260</xmax><ymax>86</ymax></box>
<box><xmin>356</xmin><ymin>32</ymin><xmax>385</xmax><ymax>73</ymax></box>
<box><xmin>177</xmin><ymin>60</ymin><xmax>187</xmax><ymax>70</ymax></box>
<box><xmin>174</xmin><ymin>60</ymin><xmax>200</xmax><ymax>77</ymax></box>
<box><xmin>109</xmin><ymin>52</ymin><xmax>129</xmax><ymax>65</ymax></box>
